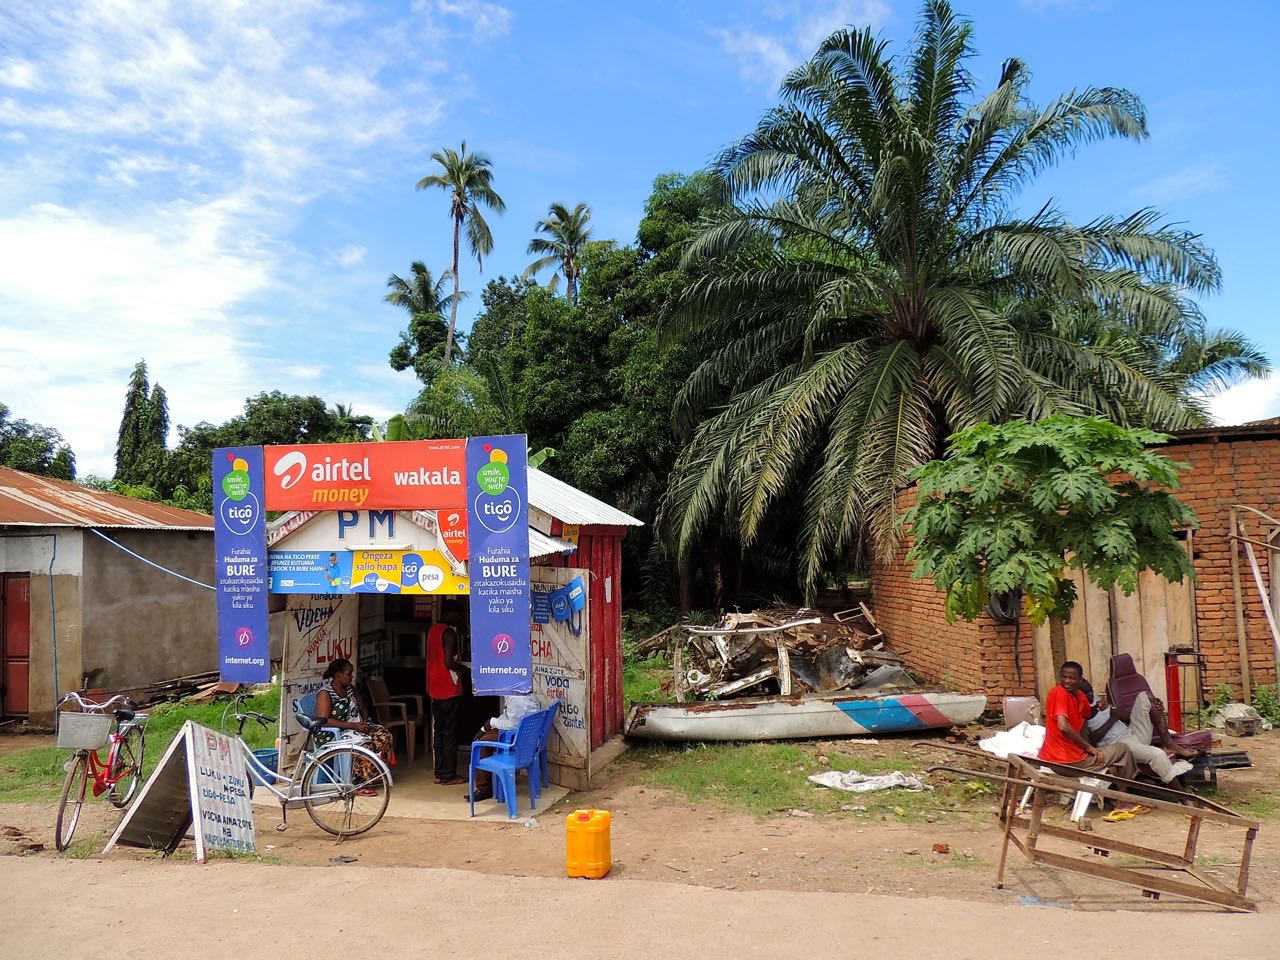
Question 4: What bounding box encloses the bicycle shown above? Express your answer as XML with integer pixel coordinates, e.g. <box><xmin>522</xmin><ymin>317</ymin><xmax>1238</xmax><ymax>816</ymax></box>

<box><xmin>227</xmin><ymin>694</ymin><xmax>393</xmax><ymax>837</ymax></box>
<box><xmin>54</xmin><ymin>692</ymin><xmax>148</xmax><ymax>851</ymax></box>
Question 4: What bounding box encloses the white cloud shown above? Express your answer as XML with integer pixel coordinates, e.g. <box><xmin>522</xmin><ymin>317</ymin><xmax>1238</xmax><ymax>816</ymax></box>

<box><xmin>715</xmin><ymin>1</ymin><xmax>890</xmax><ymax>89</ymax></box>
<box><xmin>419</xmin><ymin>0</ymin><xmax>513</xmax><ymax>40</ymax></box>
<box><xmin>1206</xmin><ymin>375</ymin><xmax>1280</xmax><ymax>427</ymax></box>
<box><xmin>1130</xmin><ymin>163</ymin><xmax>1226</xmax><ymax>206</ymax></box>
<box><xmin>335</xmin><ymin>244</ymin><xmax>368</xmax><ymax>268</ymax></box>
<box><xmin>0</xmin><ymin>2</ymin><xmax>451</xmax><ymax>477</ymax></box>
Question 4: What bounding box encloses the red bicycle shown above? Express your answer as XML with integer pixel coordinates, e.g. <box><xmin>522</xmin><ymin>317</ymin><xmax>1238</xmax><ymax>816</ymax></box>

<box><xmin>54</xmin><ymin>692</ymin><xmax>148</xmax><ymax>851</ymax></box>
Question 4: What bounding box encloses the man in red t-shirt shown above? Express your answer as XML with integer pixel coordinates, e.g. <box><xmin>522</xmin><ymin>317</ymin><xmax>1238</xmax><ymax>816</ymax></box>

<box><xmin>1039</xmin><ymin>661</ymin><xmax>1137</xmax><ymax>781</ymax></box>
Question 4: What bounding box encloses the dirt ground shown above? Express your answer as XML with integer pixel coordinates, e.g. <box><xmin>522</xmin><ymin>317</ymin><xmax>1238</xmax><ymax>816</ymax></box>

<box><xmin>2</xmin><ymin>729</ymin><xmax>1277</xmax><ymax>913</ymax></box>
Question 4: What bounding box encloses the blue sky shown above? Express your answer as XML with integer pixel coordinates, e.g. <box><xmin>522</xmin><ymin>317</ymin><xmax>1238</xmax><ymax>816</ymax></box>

<box><xmin>2</xmin><ymin>0</ymin><xmax>1277</xmax><ymax>477</ymax></box>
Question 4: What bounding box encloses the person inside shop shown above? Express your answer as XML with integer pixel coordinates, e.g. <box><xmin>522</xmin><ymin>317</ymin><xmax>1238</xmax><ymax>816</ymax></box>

<box><xmin>427</xmin><ymin>605</ymin><xmax>466</xmax><ymax>786</ymax></box>
<box><xmin>1039</xmin><ymin>660</ymin><xmax>1139</xmax><ymax>785</ymax></box>
<box><xmin>314</xmin><ymin>658</ymin><xmax>395</xmax><ymax>784</ymax></box>
<box><xmin>464</xmin><ymin>693</ymin><xmax>542</xmax><ymax>803</ymax></box>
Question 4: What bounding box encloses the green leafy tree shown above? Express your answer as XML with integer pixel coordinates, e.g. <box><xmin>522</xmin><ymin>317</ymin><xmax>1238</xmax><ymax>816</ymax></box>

<box><xmin>0</xmin><ymin>403</ymin><xmax>75</xmax><ymax>479</ymax></box>
<box><xmin>167</xmin><ymin>392</ymin><xmax>373</xmax><ymax>510</ymax></box>
<box><xmin>660</xmin><ymin>0</ymin><xmax>1267</xmax><ymax>593</ymax></box>
<box><xmin>115</xmin><ymin>360</ymin><xmax>169</xmax><ymax>486</ymax></box>
<box><xmin>905</xmin><ymin>416</ymin><xmax>1196</xmax><ymax>627</ymax></box>
<box><xmin>416</xmin><ymin>142</ymin><xmax>505</xmax><ymax>363</ymax></box>
<box><xmin>524</xmin><ymin>202</ymin><xmax>593</xmax><ymax>305</ymax></box>
<box><xmin>385</xmin><ymin>262</ymin><xmax>462</xmax><ymax>383</ymax></box>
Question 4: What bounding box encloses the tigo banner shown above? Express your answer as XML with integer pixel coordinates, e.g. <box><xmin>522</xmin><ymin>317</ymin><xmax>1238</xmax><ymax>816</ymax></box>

<box><xmin>466</xmin><ymin>435</ymin><xmax>532</xmax><ymax>695</ymax></box>
<box><xmin>213</xmin><ymin>447</ymin><xmax>270</xmax><ymax>683</ymax></box>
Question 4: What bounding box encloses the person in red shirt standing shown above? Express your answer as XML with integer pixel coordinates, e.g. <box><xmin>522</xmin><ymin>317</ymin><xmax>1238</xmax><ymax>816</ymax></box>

<box><xmin>427</xmin><ymin>607</ymin><xmax>466</xmax><ymax>786</ymax></box>
<box><xmin>1039</xmin><ymin>661</ymin><xmax>1138</xmax><ymax>782</ymax></box>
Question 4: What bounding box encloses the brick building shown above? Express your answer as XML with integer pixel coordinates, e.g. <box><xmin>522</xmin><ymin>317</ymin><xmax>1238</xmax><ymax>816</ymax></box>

<box><xmin>870</xmin><ymin>422</ymin><xmax>1280</xmax><ymax>706</ymax></box>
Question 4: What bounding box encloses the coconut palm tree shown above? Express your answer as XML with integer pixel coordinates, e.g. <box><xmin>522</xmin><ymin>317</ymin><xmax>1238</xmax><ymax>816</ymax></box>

<box><xmin>659</xmin><ymin>0</ymin><xmax>1268</xmax><ymax>592</ymax></box>
<box><xmin>524</xmin><ymin>202</ymin><xmax>593</xmax><ymax>304</ymax></box>
<box><xmin>385</xmin><ymin>262</ymin><xmax>464</xmax><ymax>381</ymax></box>
<box><xmin>416</xmin><ymin>142</ymin><xmax>505</xmax><ymax>363</ymax></box>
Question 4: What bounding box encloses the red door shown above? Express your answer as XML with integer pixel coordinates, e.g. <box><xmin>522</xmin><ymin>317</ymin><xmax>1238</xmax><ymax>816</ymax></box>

<box><xmin>1</xmin><ymin>574</ymin><xmax>31</xmax><ymax>717</ymax></box>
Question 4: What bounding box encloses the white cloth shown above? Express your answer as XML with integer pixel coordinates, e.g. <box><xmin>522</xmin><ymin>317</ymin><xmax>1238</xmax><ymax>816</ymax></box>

<box><xmin>979</xmin><ymin>721</ymin><xmax>1045</xmax><ymax>759</ymax></box>
<box><xmin>490</xmin><ymin>695</ymin><xmax>540</xmax><ymax>731</ymax></box>
<box><xmin>1086</xmin><ymin>707</ymin><xmax>1128</xmax><ymax>747</ymax></box>
<box><xmin>807</xmin><ymin>770</ymin><xmax>929</xmax><ymax>793</ymax></box>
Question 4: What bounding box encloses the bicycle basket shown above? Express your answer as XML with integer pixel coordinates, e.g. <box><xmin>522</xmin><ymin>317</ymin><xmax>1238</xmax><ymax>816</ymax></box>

<box><xmin>56</xmin><ymin>711</ymin><xmax>114</xmax><ymax>750</ymax></box>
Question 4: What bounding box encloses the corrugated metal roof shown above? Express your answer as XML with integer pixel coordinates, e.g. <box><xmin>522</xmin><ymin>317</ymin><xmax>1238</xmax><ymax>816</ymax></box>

<box><xmin>528</xmin><ymin>467</ymin><xmax>643</xmax><ymax>527</ymax></box>
<box><xmin>0</xmin><ymin>467</ymin><xmax>214</xmax><ymax>531</ymax></box>
<box><xmin>529</xmin><ymin>528</ymin><xmax>578</xmax><ymax>559</ymax></box>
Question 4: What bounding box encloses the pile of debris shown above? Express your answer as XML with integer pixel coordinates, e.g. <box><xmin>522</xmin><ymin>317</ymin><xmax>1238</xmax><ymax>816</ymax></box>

<box><xmin>638</xmin><ymin>605</ymin><xmax>911</xmax><ymax>702</ymax></box>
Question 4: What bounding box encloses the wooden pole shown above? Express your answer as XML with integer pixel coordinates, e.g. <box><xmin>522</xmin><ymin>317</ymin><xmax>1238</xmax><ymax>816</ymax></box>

<box><xmin>1230</xmin><ymin>507</ymin><xmax>1253</xmax><ymax>702</ymax></box>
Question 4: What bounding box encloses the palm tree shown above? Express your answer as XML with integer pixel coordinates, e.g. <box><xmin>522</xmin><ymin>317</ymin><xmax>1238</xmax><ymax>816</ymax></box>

<box><xmin>416</xmin><ymin>143</ymin><xmax>505</xmax><ymax>363</ymax></box>
<box><xmin>659</xmin><ymin>0</ymin><xmax>1269</xmax><ymax>592</ymax></box>
<box><xmin>524</xmin><ymin>202</ymin><xmax>593</xmax><ymax>304</ymax></box>
<box><xmin>385</xmin><ymin>262</ymin><xmax>463</xmax><ymax>381</ymax></box>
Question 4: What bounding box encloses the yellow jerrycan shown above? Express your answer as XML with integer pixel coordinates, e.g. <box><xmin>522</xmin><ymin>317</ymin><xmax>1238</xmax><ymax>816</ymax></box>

<box><xmin>565</xmin><ymin>808</ymin><xmax>611</xmax><ymax>879</ymax></box>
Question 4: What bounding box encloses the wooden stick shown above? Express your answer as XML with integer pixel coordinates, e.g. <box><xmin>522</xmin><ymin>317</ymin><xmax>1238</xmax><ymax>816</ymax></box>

<box><xmin>1230</xmin><ymin>507</ymin><xmax>1253</xmax><ymax>702</ymax></box>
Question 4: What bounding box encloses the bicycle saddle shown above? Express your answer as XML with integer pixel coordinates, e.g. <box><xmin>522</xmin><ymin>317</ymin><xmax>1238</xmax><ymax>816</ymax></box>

<box><xmin>113</xmin><ymin>707</ymin><xmax>135</xmax><ymax>722</ymax></box>
<box><xmin>294</xmin><ymin>712</ymin><xmax>324</xmax><ymax>732</ymax></box>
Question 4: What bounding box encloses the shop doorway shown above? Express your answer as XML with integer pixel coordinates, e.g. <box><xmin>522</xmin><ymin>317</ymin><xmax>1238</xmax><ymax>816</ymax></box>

<box><xmin>1</xmin><ymin>574</ymin><xmax>30</xmax><ymax>718</ymax></box>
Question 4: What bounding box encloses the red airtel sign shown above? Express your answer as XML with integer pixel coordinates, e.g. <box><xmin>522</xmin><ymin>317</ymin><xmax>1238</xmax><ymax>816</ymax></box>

<box><xmin>263</xmin><ymin>439</ymin><xmax>466</xmax><ymax>510</ymax></box>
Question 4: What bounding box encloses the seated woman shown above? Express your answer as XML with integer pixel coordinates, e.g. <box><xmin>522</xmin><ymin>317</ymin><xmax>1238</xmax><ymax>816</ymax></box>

<box><xmin>315</xmin><ymin>658</ymin><xmax>395</xmax><ymax>781</ymax></box>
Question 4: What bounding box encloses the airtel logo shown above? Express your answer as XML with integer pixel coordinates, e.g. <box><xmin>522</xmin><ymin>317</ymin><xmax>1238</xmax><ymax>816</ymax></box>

<box><xmin>273</xmin><ymin>451</ymin><xmax>307</xmax><ymax>490</ymax></box>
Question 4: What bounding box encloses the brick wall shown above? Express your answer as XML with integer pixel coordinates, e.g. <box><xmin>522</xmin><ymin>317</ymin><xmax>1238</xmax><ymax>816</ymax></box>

<box><xmin>1165</xmin><ymin>436</ymin><xmax>1280</xmax><ymax>697</ymax></box>
<box><xmin>870</xmin><ymin>489</ymin><xmax>1037</xmax><ymax>701</ymax></box>
<box><xmin>870</xmin><ymin>436</ymin><xmax>1280</xmax><ymax>703</ymax></box>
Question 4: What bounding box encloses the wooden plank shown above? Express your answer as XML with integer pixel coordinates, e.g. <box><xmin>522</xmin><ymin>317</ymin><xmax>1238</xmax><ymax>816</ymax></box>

<box><xmin>1112</xmin><ymin>585</ymin><xmax>1145</xmax><ymax>679</ymax></box>
<box><xmin>1061</xmin><ymin>567</ymin><xmax>1090</xmax><ymax>672</ymax></box>
<box><xmin>1139</xmin><ymin>570</ymin><xmax>1169</xmax><ymax>701</ymax></box>
<box><xmin>1083</xmin><ymin>576</ymin><xmax>1113</xmax><ymax>689</ymax></box>
<box><xmin>1032</xmin><ymin>620</ymin><xmax>1056</xmax><ymax>701</ymax></box>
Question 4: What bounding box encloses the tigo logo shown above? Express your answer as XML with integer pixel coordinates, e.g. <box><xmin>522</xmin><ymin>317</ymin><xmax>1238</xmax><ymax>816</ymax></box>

<box><xmin>274</xmin><ymin>451</ymin><xmax>307</xmax><ymax>489</ymax></box>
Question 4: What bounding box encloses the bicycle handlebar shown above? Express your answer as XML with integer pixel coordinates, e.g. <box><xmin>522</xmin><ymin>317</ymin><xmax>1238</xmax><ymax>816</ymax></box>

<box><xmin>59</xmin><ymin>692</ymin><xmax>132</xmax><ymax>712</ymax></box>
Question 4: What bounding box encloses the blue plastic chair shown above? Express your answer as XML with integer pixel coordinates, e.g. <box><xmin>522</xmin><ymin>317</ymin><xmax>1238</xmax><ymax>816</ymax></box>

<box><xmin>468</xmin><ymin>712</ymin><xmax>544</xmax><ymax>819</ymax></box>
<box><xmin>530</xmin><ymin>700</ymin><xmax>562</xmax><ymax>802</ymax></box>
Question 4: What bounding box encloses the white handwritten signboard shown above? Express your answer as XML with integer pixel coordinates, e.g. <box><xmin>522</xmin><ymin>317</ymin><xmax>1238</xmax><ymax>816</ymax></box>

<box><xmin>104</xmin><ymin>720</ymin><xmax>255</xmax><ymax>862</ymax></box>
<box><xmin>280</xmin><ymin>594</ymin><xmax>359</xmax><ymax>771</ymax></box>
<box><xmin>188</xmin><ymin>721</ymin><xmax>256</xmax><ymax>858</ymax></box>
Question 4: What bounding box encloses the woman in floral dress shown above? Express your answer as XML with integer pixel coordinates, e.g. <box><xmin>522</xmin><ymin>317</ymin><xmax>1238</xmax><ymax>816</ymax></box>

<box><xmin>314</xmin><ymin>658</ymin><xmax>395</xmax><ymax>780</ymax></box>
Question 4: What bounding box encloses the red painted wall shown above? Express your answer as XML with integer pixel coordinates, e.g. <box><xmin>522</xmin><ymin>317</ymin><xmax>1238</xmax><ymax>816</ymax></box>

<box><xmin>545</xmin><ymin>524</ymin><xmax>629</xmax><ymax>749</ymax></box>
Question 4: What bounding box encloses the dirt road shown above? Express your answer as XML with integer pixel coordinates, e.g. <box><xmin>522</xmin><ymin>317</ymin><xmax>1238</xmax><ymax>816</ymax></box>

<box><xmin>2</xmin><ymin>856</ymin><xmax>1278</xmax><ymax>959</ymax></box>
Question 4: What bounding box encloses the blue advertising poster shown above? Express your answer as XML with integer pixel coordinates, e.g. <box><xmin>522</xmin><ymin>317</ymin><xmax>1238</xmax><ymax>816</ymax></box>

<box><xmin>268</xmin><ymin>551</ymin><xmax>352</xmax><ymax>593</ymax></box>
<box><xmin>465</xmin><ymin>435</ymin><xmax>532</xmax><ymax>695</ymax></box>
<box><xmin>213</xmin><ymin>447</ymin><xmax>270</xmax><ymax>683</ymax></box>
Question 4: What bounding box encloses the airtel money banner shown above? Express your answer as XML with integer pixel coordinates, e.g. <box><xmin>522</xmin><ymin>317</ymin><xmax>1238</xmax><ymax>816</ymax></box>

<box><xmin>263</xmin><ymin>439</ymin><xmax>466</xmax><ymax>511</ymax></box>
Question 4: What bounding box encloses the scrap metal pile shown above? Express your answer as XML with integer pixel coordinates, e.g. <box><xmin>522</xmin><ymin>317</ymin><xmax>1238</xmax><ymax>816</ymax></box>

<box><xmin>638</xmin><ymin>605</ymin><xmax>911</xmax><ymax>702</ymax></box>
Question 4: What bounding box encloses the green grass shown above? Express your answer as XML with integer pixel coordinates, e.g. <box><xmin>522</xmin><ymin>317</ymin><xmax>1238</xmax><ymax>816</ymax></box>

<box><xmin>623</xmin><ymin>653</ymin><xmax>671</xmax><ymax>708</ymax></box>
<box><xmin>0</xmin><ymin>686</ymin><xmax>281</xmax><ymax>805</ymax></box>
<box><xmin>618</xmin><ymin>740</ymin><xmax>983</xmax><ymax>821</ymax></box>
<box><xmin>57</xmin><ymin>833</ymin><xmax>104</xmax><ymax>859</ymax></box>
<box><xmin>1227</xmin><ymin>790</ymin><xmax>1280</xmax><ymax>820</ymax></box>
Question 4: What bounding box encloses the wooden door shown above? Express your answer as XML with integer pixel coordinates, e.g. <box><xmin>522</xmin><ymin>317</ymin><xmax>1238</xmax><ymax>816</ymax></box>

<box><xmin>531</xmin><ymin>567</ymin><xmax>591</xmax><ymax>790</ymax></box>
<box><xmin>1033</xmin><ymin>566</ymin><xmax>1195</xmax><ymax>701</ymax></box>
<box><xmin>1</xmin><ymin>575</ymin><xmax>31</xmax><ymax>717</ymax></box>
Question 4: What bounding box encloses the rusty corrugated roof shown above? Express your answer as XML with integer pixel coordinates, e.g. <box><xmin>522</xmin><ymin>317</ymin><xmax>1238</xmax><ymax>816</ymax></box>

<box><xmin>0</xmin><ymin>467</ymin><xmax>213</xmax><ymax>530</ymax></box>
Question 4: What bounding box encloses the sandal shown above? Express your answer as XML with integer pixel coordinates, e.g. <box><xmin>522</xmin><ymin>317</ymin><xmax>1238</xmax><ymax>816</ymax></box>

<box><xmin>1103</xmin><ymin>809</ymin><xmax>1136</xmax><ymax>822</ymax></box>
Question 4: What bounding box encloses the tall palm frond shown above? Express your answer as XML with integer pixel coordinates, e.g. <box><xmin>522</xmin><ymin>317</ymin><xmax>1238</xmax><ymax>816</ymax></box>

<box><xmin>416</xmin><ymin>142</ymin><xmax>506</xmax><ymax>363</ymax></box>
<box><xmin>523</xmin><ymin>202</ymin><xmax>593</xmax><ymax>305</ymax></box>
<box><xmin>658</xmin><ymin>0</ymin><xmax>1268</xmax><ymax>596</ymax></box>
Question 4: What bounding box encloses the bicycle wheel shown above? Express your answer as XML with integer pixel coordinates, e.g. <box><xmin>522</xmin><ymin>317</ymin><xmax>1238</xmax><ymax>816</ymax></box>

<box><xmin>107</xmin><ymin>725</ymin><xmax>145</xmax><ymax>808</ymax></box>
<box><xmin>300</xmin><ymin>745</ymin><xmax>391</xmax><ymax>837</ymax></box>
<box><xmin>54</xmin><ymin>753</ymin><xmax>89</xmax><ymax>851</ymax></box>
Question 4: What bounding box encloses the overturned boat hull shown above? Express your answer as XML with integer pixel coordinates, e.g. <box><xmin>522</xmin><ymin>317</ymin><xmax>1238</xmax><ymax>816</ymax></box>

<box><xmin>625</xmin><ymin>688</ymin><xmax>987</xmax><ymax>742</ymax></box>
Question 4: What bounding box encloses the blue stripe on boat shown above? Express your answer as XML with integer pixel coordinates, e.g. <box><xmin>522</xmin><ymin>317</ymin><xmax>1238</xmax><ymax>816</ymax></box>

<box><xmin>836</xmin><ymin>697</ymin><xmax>929</xmax><ymax>732</ymax></box>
